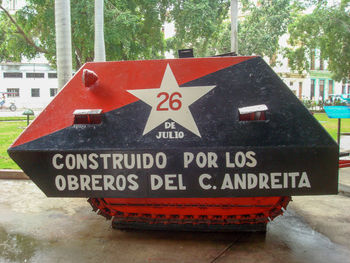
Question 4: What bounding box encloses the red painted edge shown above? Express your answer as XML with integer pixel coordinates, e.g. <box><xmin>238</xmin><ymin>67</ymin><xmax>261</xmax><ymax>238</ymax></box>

<box><xmin>11</xmin><ymin>56</ymin><xmax>256</xmax><ymax>148</ymax></box>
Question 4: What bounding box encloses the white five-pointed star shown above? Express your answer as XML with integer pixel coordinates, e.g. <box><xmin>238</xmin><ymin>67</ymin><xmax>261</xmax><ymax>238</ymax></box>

<box><xmin>127</xmin><ymin>64</ymin><xmax>215</xmax><ymax>137</ymax></box>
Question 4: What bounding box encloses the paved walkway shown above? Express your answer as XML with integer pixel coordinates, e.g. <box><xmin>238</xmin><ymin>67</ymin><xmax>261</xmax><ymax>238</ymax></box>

<box><xmin>339</xmin><ymin>135</ymin><xmax>350</xmax><ymax>193</ymax></box>
<box><xmin>0</xmin><ymin>179</ymin><xmax>349</xmax><ymax>263</ymax></box>
<box><xmin>287</xmin><ymin>134</ymin><xmax>350</xmax><ymax>251</ymax></box>
<box><xmin>0</xmin><ymin>109</ymin><xmax>42</xmax><ymax>118</ymax></box>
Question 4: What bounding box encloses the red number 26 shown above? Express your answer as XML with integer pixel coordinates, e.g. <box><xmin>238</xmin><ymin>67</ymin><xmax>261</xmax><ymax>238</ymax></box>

<box><xmin>156</xmin><ymin>92</ymin><xmax>182</xmax><ymax>111</ymax></box>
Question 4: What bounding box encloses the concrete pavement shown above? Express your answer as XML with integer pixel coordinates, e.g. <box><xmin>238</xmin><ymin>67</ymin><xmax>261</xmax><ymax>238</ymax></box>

<box><xmin>0</xmin><ymin>168</ymin><xmax>349</xmax><ymax>262</ymax></box>
<box><xmin>286</xmin><ymin>136</ymin><xmax>350</xmax><ymax>250</ymax></box>
<box><xmin>0</xmin><ymin>179</ymin><xmax>349</xmax><ymax>263</ymax></box>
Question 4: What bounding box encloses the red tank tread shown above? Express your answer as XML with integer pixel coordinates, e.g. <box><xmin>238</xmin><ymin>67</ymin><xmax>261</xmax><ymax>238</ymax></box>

<box><xmin>88</xmin><ymin>196</ymin><xmax>291</xmax><ymax>227</ymax></box>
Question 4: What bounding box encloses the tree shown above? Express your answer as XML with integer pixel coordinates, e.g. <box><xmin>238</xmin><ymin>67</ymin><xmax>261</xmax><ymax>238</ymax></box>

<box><xmin>0</xmin><ymin>0</ymin><xmax>169</xmax><ymax>69</ymax></box>
<box><xmin>166</xmin><ymin>0</ymin><xmax>299</xmax><ymax>61</ymax></box>
<box><xmin>231</xmin><ymin>0</ymin><xmax>238</xmax><ymax>54</ymax></box>
<box><xmin>237</xmin><ymin>0</ymin><xmax>300</xmax><ymax>65</ymax></box>
<box><xmin>0</xmin><ymin>0</ymin><xmax>313</xmax><ymax>70</ymax></box>
<box><xmin>55</xmin><ymin>0</ymin><xmax>72</xmax><ymax>89</ymax></box>
<box><xmin>0</xmin><ymin>0</ymin><xmax>51</xmax><ymax>62</ymax></box>
<box><xmin>166</xmin><ymin>0</ymin><xmax>231</xmax><ymax>57</ymax></box>
<box><xmin>285</xmin><ymin>0</ymin><xmax>350</xmax><ymax>81</ymax></box>
<box><xmin>94</xmin><ymin>0</ymin><xmax>106</xmax><ymax>62</ymax></box>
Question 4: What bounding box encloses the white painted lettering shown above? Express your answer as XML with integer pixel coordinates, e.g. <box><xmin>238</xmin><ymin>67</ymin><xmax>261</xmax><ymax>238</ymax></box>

<box><xmin>91</xmin><ymin>175</ymin><xmax>102</xmax><ymax>190</ymax></box>
<box><xmin>88</xmin><ymin>153</ymin><xmax>99</xmax><ymax>169</ymax></box>
<box><xmin>155</xmin><ymin>152</ymin><xmax>167</xmax><ymax>169</ymax></box>
<box><xmin>80</xmin><ymin>175</ymin><xmax>91</xmax><ymax>190</ymax></box>
<box><xmin>271</xmin><ymin>173</ymin><xmax>282</xmax><ymax>189</ymax></box>
<box><xmin>100</xmin><ymin>154</ymin><xmax>111</xmax><ymax>169</ymax></box>
<box><xmin>55</xmin><ymin>175</ymin><xmax>66</xmax><ymax>191</ymax></box>
<box><xmin>196</xmin><ymin>152</ymin><xmax>207</xmax><ymax>168</ymax></box>
<box><xmin>234</xmin><ymin>173</ymin><xmax>246</xmax><ymax>189</ymax></box>
<box><xmin>247</xmin><ymin>173</ymin><xmax>258</xmax><ymax>189</ymax></box>
<box><xmin>184</xmin><ymin>152</ymin><xmax>194</xmax><ymax>168</ymax></box>
<box><xmin>52</xmin><ymin>154</ymin><xmax>64</xmax><ymax>169</ymax></box>
<box><xmin>226</xmin><ymin>152</ymin><xmax>235</xmax><ymax>168</ymax></box>
<box><xmin>235</xmin><ymin>152</ymin><xmax>246</xmax><ymax>168</ymax></box>
<box><xmin>116</xmin><ymin>175</ymin><xmax>126</xmax><ymax>190</ymax></box>
<box><xmin>143</xmin><ymin>153</ymin><xmax>154</xmax><ymax>169</ymax></box>
<box><xmin>103</xmin><ymin>175</ymin><xmax>116</xmax><ymax>190</ymax></box>
<box><xmin>199</xmin><ymin>174</ymin><xmax>212</xmax><ymax>190</ymax></box>
<box><xmin>151</xmin><ymin>174</ymin><xmax>163</xmax><ymax>190</ymax></box>
<box><xmin>164</xmin><ymin>174</ymin><xmax>177</xmax><ymax>190</ymax></box>
<box><xmin>178</xmin><ymin>174</ymin><xmax>186</xmax><ymax>190</ymax></box>
<box><xmin>76</xmin><ymin>154</ymin><xmax>88</xmax><ymax>169</ymax></box>
<box><xmin>207</xmin><ymin>152</ymin><xmax>218</xmax><ymax>168</ymax></box>
<box><xmin>289</xmin><ymin>172</ymin><xmax>299</xmax><ymax>188</ymax></box>
<box><xmin>245</xmin><ymin>151</ymin><xmax>257</xmax><ymax>167</ymax></box>
<box><xmin>65</xmin><ymin>154</ymin><xmax>76</xmax><ymax>170</ymax></box>
<box><xmin>124</xmin><ymin>154</ymin><xmax>135</xmax><ymax>169</ymax></box>
<box><xmin>67</xmin><ymin>175</ymin><xmax>79</xmax><ymax>190</ymax></box>
<box><xmin>298</xmin><ymin>172</ymin><xmax>311</xmax><ymax>188</ymax></box>
<box><xmin>259</xmin><ymin>173</ymin><xmax>270</xmax><ymax>189</ymax></box>
<box><xmin>112</xmin><ymin>154</ymin><xmax>123</xmax><ymax>169</ymax></box>
<box><xmin>221</xmin><ymin>173</ymin><xmax>233</xmax><ymax>190</ymax></box>
<box><xmin>127</xmin><ymin>174</ymin><xmax>139</xmax><ymax>191</ymax></box>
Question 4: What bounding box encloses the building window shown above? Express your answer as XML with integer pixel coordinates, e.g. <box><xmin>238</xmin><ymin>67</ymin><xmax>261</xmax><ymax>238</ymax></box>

<box><xmin>290</xmin><ymin>81</ymin><xmax>294</xmax><ymax>86</ymax></box>
<box><xmin>3</xmin><ymin>72</ymin><xmax>22</xmax><ymax>78</ymax></box>
<box><xmin>310</xmin><ymin>50</ymin><xmax>315</xmax><ymax>70</ymax></box>
<box><xmin>311</xmin><ymin>79</ymin><xmax>315</xmax><ymax>99</ymax></box>
<box><xmin>8</xmin><ymin>0</ymin><xmax>17</xmax><ymax>11</ymax></box>
<box><xmin>319</xmin><ymin>80</ymin><xmax>325</xmax><ymax>101</ymax></box>
<box><xmin>320</xmin><ymin>59</ymin><xmax>324</xmax><ymax>70</ymax></box>
<box><xmin>50</xmin><ymin>88</ymin><xmax>58</xmax><ymax>97</ymax></box>
<box><xmin>342</xmin><ymin>84</ymin><xmax>346</xmax><ymax>94</ymax></box>
<box><xmin>48</xmin><ymin>73</ymin><xmax>57</xmax><ymax>78</ymax></box>
<box><xmin>7</xmin><ymin>88</ymin><xmax>19</xmax><ymax>97</ymax></box>
<box><xmin>26</xmin><ymin>72</ymin><xmax>45</xmax><ymax>78</ymax></box>
<box><xmin>328</xmin><ymin>80</ymin><xmax>333</xmax><ymax>96</ymax></box>
<box><xmin>31</xmin><ymin>88</ymin><xmax>40</xmax><ymax>97</ymax></box>
<box><xmin>299</xmin><ymin>82</ymin><xmax>303</xmax><ymax>99</ymax></box>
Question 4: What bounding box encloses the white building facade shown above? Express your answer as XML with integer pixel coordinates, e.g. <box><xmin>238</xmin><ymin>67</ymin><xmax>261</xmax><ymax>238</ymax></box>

<box><xmin>272</xmin><ymin>35</ymin><xmax>347</xmax><ymax>103</ymax></box>
<box><xmin>0</xmin><ymin>63</ymin><xmax>58</xmax><ymax>109</ymax></box>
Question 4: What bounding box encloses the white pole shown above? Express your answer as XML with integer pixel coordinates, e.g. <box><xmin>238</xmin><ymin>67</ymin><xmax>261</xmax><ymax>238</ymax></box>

<box><xmin>55</xmin><ymin>0</ymin><xmax>72</xmax><ymax>90</ymax></box>
<box><xmin>230</xmin><ymin>0</ymin><xmax>238</xmax><ymax>54</ymax></box>
<box><xmin>94</xmin><ymin>0</ymin><xmax>106</xmax><ymax>62</ymax></box>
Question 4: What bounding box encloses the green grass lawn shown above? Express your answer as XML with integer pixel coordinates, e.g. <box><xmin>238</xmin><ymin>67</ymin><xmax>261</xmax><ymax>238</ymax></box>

<box><xmin>0</xmin><ymin>116</ymin><xmax>35</xmax><ymax>121</ymax></box>
<box><xmin>313</xmin><ymin>113</ymin><xmax>350</xmax><ymax>140</ymax></box>
<box><xmin>0</xmin><ymin>113</ymin><xmax>349</xmax><ymax>170</ymax></box>
<box><xmin>0</xmin><ymin>121</ymin><xmax>28</xmax><ymax>169</ymax></box>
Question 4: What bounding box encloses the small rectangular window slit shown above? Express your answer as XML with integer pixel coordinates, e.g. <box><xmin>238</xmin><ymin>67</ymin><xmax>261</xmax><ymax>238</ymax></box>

<box><xmin>73</xmin><ymin>109</ymin><xmax>103</xmax><ymax>125</ymax></box>
<box><xmin>239</xmin><ymin>104</ymin><xmax>267</xmax><ymax>121</ymax></box>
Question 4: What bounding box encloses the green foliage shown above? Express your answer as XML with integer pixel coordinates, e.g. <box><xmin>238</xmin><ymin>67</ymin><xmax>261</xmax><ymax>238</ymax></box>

<box><xmin>166</xmin><ymin>0</ymin><xmax>230</xmax><ymax>57</ymax></box>
<box><xmin>1</xmin><ymin>0</ymin><xmax>348</xmax><ymax>80</ymax></box>
<box><xmin>0</xmin><ymin>1</ymin><xmax>49</xmax><ymax>62</ymax></box>
<box><xmin>0</xmin><ymin>0</ymin><xmax>169</xmax><ymax>69</ymax></box>
<box><xmin>302</xmin><ymin>99</ymin><xmax>312</xmax><ymax>109</ymax></box>
<box><xmin>286</xmin><ymin>0</ymin><xmax>350</xmax><ymax>81</ymax></box>
<box><xmin>238</xmin><ymin>0</ymin><xmax>300</xmax><ymax>64</ymax></box>
<box><xmin>166</xmin><ymin>0</ymin><xmax>299</xmax><ymax>61</ymax></box>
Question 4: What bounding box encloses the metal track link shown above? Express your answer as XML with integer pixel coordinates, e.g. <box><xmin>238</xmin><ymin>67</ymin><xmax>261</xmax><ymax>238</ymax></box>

<box><xmin>88</xmin><ymin>196</ymin><xmax>291</xmax><ymax>230</ymax></box>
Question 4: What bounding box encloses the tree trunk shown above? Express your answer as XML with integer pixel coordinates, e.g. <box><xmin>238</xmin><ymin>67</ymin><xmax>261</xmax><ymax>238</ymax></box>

<box><xmin>55</xmin><ymin>0</ymin><xmax>72</xmax><ymax>90</ymax></box>
<box><xmin>230</xmin><ymin>0</ymin><xmax>238</xmax><ymax>54</ymax></box>
<box><xmin>94</xmin><ymin>0</ymin><xmax>106</xmax><ymax>62</ymax></box>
